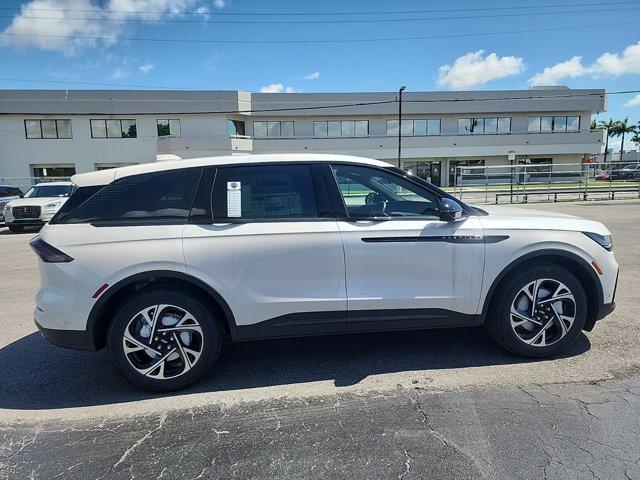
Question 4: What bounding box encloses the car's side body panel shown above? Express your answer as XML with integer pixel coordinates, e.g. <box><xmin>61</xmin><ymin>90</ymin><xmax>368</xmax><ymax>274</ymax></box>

<box><xmin>336</xmin><ymin>216</ymin><xmax>485</xmax><ymax>317</ymax></box>
<box><xmin>182</xmin><ymin>221</ymin><xmax>348</xmax><ymax>336</ymax></box>
<box><xmin>37</xmin><ymin>223</ymin><xmax>186</xmax><ymax>331</ymax></box>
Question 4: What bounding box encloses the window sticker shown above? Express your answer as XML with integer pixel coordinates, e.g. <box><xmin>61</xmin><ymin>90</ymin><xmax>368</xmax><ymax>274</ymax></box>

<box><xmin>227</xmin><ymin>181</ymin><xmax>242</xmax><ymax>218</ymax></box>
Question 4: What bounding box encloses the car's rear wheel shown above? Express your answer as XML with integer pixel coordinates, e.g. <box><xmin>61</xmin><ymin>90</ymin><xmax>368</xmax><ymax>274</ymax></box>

<box><xmin>8</xmin><ymin>225</ymin><xmax>23</xmax><ymax>233</ymax></box>
<box><xmin>107</xmin><ymin>287</ymin><xmax>222</xmax><ymax>391</ymax></box>
<box><xmin>485</xmin><ymin>263</ymin><xmax>587</xmax><ymax>358</ymax></box>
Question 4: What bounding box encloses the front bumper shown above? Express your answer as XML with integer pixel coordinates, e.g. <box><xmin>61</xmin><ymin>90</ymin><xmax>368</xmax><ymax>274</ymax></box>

<box><xmin>34</xmin><ymin>318</ymin><xmax>97</xmax><ymax>351</ymax></box>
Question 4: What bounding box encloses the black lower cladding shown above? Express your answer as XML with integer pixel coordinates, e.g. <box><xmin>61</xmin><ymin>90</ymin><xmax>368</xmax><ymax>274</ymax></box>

<box><xmin>34</xmin><ymin>320</ymin><xmax>97</xmax><ymax>351</ymax></box>
<box><xmin>236</xmin><ymin>309</ymin><xmax>476</xmax><ymax>341</ymax></box>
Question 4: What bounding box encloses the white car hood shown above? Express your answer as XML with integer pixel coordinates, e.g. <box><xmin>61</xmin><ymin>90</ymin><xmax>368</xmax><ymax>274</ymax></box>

<box><xmin>6</xmin><ymin>197</ymin><xmax>68</xmax><ymax>208</ymax></box>
<box><xmin>478</xmin><ymin>205</ymin><xmax>580</xmax><ymax>219</ymax></box>
<box><xmin>477</xmin><ymin>205</ymin><xmax>610</xmax><ymax>236</ymax></box>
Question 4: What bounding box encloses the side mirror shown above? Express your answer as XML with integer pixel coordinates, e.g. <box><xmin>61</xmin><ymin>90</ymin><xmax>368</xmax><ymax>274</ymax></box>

<box><xmin>439</xmin><ymin>198</ymin><xmax>464</xmax><ymax>222</ymax></box>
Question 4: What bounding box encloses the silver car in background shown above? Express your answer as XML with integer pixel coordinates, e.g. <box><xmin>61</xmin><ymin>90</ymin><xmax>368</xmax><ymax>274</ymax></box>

<box><xmin>0</xmin><ymin>185</ymin><xmax>23</xmax><ymax>223</ymax></box>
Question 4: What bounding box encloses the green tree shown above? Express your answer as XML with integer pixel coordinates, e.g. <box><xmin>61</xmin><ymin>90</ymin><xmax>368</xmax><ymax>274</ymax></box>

<box><xmin>610</xmin><ymin>118</ymin><xmax>637</xmax><ymax>164</ymax></box>
<box><xmin>632</xmin><ymin>130</ymin><xmax>640</xmax><ymax>151</ymax></box>
<box><xmin>598</xmin><ymin>118</ymin><xmax>616</xmax><ymax>164</ymax></box>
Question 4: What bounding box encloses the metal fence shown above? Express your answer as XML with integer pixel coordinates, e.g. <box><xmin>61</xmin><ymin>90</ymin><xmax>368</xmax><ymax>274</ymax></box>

<box><xmin>0</xmin><ymin>177</ymin><xmax>72</xmax><ymax>194</ymax></box>
<box><xmin>453</xmin><ymin>161</ymin><xmax>640</xmax><ymax>205</ymax></box>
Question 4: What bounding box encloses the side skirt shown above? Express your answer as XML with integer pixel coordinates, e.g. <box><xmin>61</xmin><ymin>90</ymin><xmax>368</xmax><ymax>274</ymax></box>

<box><xmin>235</xmin><ymin>309</ymin><xmax>477</xmax><ymax>341</ymax></box>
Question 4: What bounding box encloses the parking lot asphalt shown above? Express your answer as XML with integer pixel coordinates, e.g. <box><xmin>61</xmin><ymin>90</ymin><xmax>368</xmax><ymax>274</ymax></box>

<box><xmin>1</xmin><ymin>199</ymin><xmax>640</xmax><ymax>479</ymax></box>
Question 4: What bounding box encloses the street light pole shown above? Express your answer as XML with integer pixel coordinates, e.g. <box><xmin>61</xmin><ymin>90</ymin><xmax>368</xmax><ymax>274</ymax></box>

<box><xmin>397</xmin><ymin>86</ymin><xmax>406</xmax><ymax>168</ymax></box>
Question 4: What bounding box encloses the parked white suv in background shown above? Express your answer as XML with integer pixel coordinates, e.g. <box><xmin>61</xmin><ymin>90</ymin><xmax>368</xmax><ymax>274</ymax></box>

<box><xmin>4</xmin><ymin>182</ymin><xmax>73</xmax><ymax>233</ymax></box>
<box><xmin>30</xmin><ymin>155</ymin><xmax>618</xmax><ymax>391</ymax></box>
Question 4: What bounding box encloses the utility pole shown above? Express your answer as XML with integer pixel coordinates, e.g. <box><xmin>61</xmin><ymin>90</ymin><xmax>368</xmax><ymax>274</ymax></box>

<box><xmin>397</xmin><ymin>86</ymin><xmax>406</xmax><ymax>168</ymax></box>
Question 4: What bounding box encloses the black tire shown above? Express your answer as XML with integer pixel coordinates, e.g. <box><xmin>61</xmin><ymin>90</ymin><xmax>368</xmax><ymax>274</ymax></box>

<box><xmin>7</xmin><ymin>225</ymin><xmax>24</xmax><ymax>233</ymax></box>
<box><xmin>107</xmin><ymin>287</ymin><xmax>222</xmax><ymax>392</ymax></box>
<box><xmin>485</xmin><ymin>263</ymin><xmax>587</xmax><ymax>358</ymax></box>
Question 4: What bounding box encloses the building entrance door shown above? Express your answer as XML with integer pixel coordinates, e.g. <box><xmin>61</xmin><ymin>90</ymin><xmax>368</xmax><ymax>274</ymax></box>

<box><xmin>402</xmin><ymin>161</ymin><xmax>442</xmax><ymax>186</ymax></box>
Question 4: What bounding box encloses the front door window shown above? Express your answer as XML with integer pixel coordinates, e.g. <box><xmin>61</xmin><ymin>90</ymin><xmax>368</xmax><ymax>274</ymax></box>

<box><xmin>332</xmin><ymin>164</ymin><xmax>439</xmax><ymax>220</ymax></box>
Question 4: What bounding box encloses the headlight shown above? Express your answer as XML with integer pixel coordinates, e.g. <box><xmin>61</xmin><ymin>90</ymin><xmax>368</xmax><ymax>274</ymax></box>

<box><xmin>582</xmin><ymin>232</ymin><xmax>613</xmax><ymax>251</ymax></box>
<box><xmin>3</xmin><ymin>204</ymin><xmax>9</xmax><ymax>212</ymax></box>
<box><xmin>44</xmin><ymin>202</ymin><xmax>62</xmax><ymax>209</ymax></box>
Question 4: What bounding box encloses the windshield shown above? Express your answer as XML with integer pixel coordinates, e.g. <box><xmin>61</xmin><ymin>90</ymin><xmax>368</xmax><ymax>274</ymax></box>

<box><xmin>24</xmin><ymin>185</ymin><xmax>73</xmax><ymax>198</ymax></box>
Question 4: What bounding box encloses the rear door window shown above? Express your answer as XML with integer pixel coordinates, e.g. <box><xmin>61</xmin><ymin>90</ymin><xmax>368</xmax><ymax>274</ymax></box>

<box><xmin>61</xmin><ymin>169</ymin><xmax>202</xmax><ymax>224</ymax></box>
<box><xmin>212</xmin><ymin>164</ymin><xmax>320</xmax><ymax>220</ymax></box>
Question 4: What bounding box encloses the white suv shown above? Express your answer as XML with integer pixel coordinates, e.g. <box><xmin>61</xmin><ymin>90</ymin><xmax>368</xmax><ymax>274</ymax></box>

<box><xmin>30</xmin><ymin>155</ymin><xmax>618</xmax><ymax>391</ymax></box>
<box><xmin>4</xmin><ymin>181</ymin><xmax>73</xmax><ymax>233</ymax></box>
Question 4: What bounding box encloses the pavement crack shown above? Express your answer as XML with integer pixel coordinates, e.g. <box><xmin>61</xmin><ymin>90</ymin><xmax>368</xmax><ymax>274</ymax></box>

<box><xmin>113</xmin><ymin>412</ymin><xmax>167</xmax><ymax>469</ymax></box>
<box><xmin>397</xmin><ymin>444</ymin><xmax>413</xmax><ymax>480</ymax></box>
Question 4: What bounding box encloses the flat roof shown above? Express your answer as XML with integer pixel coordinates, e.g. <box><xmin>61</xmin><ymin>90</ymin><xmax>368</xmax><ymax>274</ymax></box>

<box><xmin>0</xmin><ymin>88</ymin><xmax>607</xmax><ymax>116</ymax></box>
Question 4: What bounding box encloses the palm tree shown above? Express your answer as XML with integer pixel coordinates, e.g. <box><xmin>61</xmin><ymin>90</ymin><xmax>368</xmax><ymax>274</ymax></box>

<box><xmin>610</xmin><ymin>118</ymin><xmax>637</xmax><ymax>164</ymax></box>
<box><xmin>598</xmin><ymin>118</ymin><xmax>616</xmax><ymax>164</ymax></box>
<box><xmin>632</xmin><ymin>131</ymin><xmax>640</xmax><ymax>151</ymax></box>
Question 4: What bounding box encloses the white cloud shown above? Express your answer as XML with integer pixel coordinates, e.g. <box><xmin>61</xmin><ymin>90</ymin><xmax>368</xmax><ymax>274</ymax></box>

<box><xmin>530</xmin><ymin>42</ymin><xmax>640</xmax><ymax>85</ymax></box>
<box><xmin>260</xmin><ymin>83</ymin><xmax>297</xmax><ymax>93</ymax></box>
<box><xmin>138</xmin><ymin>63</ymin><xmax>154</xmax><ymax>74</ymax></box>
<box><xmin>624</xmin><ymin>94</ymin><xmax>640</xmax><ymax>107</ymax></box>
<box><xmin>436</xmin><ymin>50</ymin><xmax>524</xmax><ymax>89</ymax></box>
<box><xmin>213</xmin><ymin>0</ymin><xmax>229</xmax><ymax>8</ymax></box>
<box><xmin>0</xmin><ymin>0</ymin><xmax>207</xmax><ymax>55</ymax></box>
<box><xmin>591</xmin><ymin>42</ymin><xmax>640</xmax><ymax>76</ymax></box>
<box><xmin>110</xmin><ymin>67</ymin><xmax>129</xmax><ymax>79</ymax></box>
<box><xmin>304</xmin><ymin>71</ymin><xmax>320</xmax><ymax>80</ymax></box>
<box><xmin>529</xmin><ymin>56</ymin><xmax>587</xmax><ymax>85</ymax></box>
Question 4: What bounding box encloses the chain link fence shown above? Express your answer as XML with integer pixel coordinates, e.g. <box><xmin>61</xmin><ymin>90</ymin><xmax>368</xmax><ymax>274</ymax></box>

<box><xmin>453</xmin><ymin>161</ymin><xmax>640</xmax><ymax>205</ymax></box>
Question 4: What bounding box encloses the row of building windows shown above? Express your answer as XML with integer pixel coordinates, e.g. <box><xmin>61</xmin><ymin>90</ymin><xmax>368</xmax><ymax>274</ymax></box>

<box><xmin>458</xmin><ymin>117</ymin><xmax>512</xmax><ymax>135</ymax></box>
<box><xmin>314</xmin><ymin>120</ymin><xmax>369</xmax><ymax>138</ymax></box>
<box><xmin>527</xmin><ymin>116</ymin><xmax>580</xmax><ymax>133</ymax></box>
<box><xmin>386</xmin><ymin>119</ymin><xmax>441</xmax><ymax>136</ymax></box>
<box><xmin>24</xmin><ymin>115</ymin><xmax>584</xmax><ymax>140</ymax></box>
<box><xmin>26</xmin><ymin>119</ymin><xmax>179</xmax><ymax>140</ymax></box>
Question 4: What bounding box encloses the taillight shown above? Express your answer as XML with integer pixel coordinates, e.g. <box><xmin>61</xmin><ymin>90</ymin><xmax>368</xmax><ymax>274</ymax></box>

<box><xmin>29</xmin><ymin>237</ymin><xmax>73</xmax><ymax>263</ymax></box>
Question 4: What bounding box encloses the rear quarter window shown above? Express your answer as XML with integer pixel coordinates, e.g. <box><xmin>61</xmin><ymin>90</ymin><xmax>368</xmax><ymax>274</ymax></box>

<box><xmin>59</xmin><ymin>168</ymin><xmax>202</xmax><ymax>224</ymax></box>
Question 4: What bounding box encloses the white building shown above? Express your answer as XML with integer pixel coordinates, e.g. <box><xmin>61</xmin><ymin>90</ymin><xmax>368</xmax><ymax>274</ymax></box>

<box><xmin>0</xmin><ymin>86</ymin><xmax>605</xmax><ymax>187</ymax></box>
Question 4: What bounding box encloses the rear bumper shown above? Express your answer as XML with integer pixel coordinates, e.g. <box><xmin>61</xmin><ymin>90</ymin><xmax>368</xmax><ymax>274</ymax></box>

<box><xmin>596</xmin><ymin>301</ymin><xmax>616</xmax><ymax>320</ymax></box>
<box><xmin>35</xmin><ymin>318</ymin><xmax>97</xmax><ymax>351</ymax></box>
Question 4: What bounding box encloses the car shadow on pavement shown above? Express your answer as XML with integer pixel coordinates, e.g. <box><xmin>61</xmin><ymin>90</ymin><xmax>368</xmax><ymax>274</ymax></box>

<box><xmin>0</xmin><ymin>327</ymin><xmax>591</xmax><ymax>411</ymax></box>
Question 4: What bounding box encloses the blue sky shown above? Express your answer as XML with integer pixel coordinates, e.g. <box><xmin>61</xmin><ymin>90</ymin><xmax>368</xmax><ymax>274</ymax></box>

<box><xmin>1</xmin><ymin>0</ymin><xmax>639</xmax><ymax>145</ymax></box>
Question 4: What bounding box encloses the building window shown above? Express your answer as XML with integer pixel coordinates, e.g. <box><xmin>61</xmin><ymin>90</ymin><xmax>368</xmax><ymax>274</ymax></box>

<box><xmin>528</xmin><ymin>116</ymin><xmax>580</xmax><ymax>133</ymax></box>
<box><xmin>497</xmin><ymin>117</ymin><xmax>511</xmax><ymax>133</ymax></box>
<box><xmin>227</xmin><ymin>120</ymin><xmax>246</xmax><ymax>137</ymax></box>
<box><xmin>91</xmin><ymin>119</ymin><xmax>137</xmax><ymax>138</ymax></box>
<box><xmin>253</xmin><ymin>121</ymin><xmax>295</xmax><ymax>139</ymax></box>
<box><xmin>386</xmin><ymin>119</ymin><xmax>440</xmax><ymax>136</ymax></box>
<box><xmin>157</xmin><ymin>119</ymin><xmax>181</xmax><ymax>137</ymax></box>
<box><xmin>314</xmin><ymin>120</ymin><xmax>369</xmax><ymax>138</ymax></box>
<box><xmin>31</xmin><ymin>166</ymin><xmax>76</xmax><ymax>177</ymax></box>
<box><xmin>448</xmin><ymin>160</ymin><xmax>485</xmax><ymax>186</ymax></box>
<box><xmin>24</xmin><ymin>119</ymin><xmax>72</xmax><ymax>139</ymax></box>
<box><xmin>458</xmin><ymin>117</ymin><xmax>511</xmax><ymax>134</ymax></box>
<box><xmin>527</xmin><ymin>158</ymin><xmax>553</xmax><ymax>172</ymax></box>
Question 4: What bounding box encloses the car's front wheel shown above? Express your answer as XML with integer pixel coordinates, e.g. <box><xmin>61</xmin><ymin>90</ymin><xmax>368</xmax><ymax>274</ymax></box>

<box><xmin>107</xmin><ymin>287</ymin><xmax>222</xmax><ymax>391</ymax></box>
<box><xmin>486</xmin><ymin>263</ymin><xmax>587</xmax><ymax>358</ymax></box>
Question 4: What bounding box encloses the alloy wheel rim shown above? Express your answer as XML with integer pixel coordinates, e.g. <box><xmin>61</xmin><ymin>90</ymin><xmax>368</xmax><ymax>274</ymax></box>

<box><xmin>510</xmin><ymin>278</ymin><xmax>576</xmax><ymax>347</ymax></box>
<box><xmin>122</xmin><ymin>304</ymin><xmax>204</xmax><ymax>380</ymax></box>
